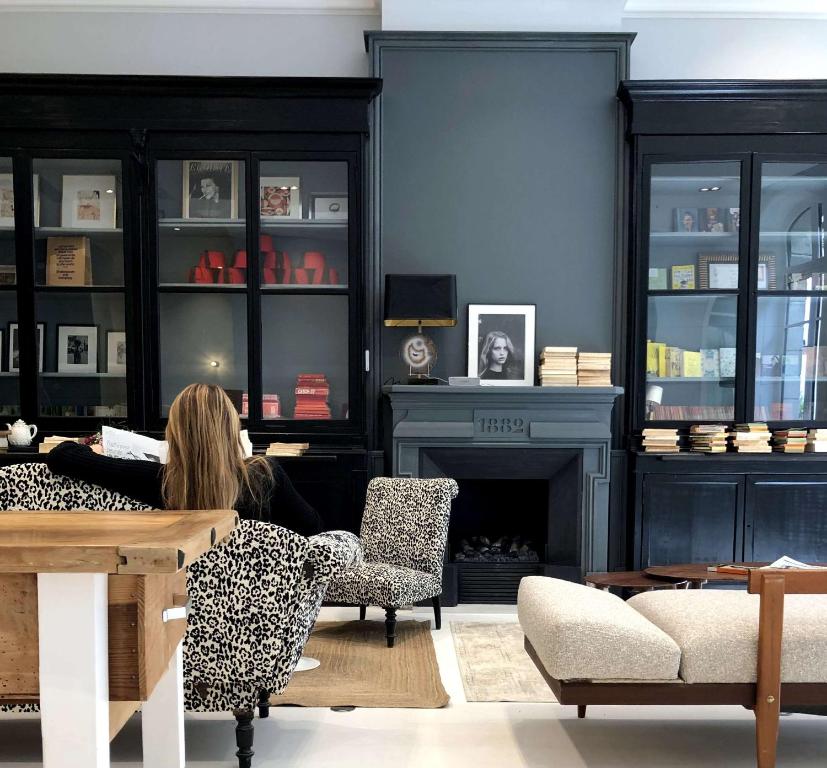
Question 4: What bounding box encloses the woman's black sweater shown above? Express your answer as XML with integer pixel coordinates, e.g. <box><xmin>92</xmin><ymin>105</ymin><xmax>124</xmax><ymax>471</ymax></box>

<box><xmin>46</xmin><ymin>441</ymin><xmax>323</xmax><ymax>536</ymax></box>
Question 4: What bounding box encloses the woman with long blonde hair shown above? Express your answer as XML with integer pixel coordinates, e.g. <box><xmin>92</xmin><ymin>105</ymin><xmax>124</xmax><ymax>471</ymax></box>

<box><xmin>47</xmin><ymin>383</ymin><xmax>322</xmax><ymax>535</ymax></box>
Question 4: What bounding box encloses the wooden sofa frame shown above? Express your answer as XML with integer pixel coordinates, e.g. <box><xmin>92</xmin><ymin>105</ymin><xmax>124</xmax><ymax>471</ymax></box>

<box><xmin>524</xmin><ymin>569</ymin><xmax>827</xmax><ymax>768</ymax></box>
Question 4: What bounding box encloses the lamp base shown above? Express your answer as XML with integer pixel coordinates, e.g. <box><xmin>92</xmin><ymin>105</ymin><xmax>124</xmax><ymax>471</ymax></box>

<box><xmin>407</xmin><ymin>375</ymin><xmax>440</xmax><ymax>385</ymax></box>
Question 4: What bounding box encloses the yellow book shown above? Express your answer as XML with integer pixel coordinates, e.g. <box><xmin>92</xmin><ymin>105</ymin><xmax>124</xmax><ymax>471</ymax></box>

<box><xmin>646</xmin><ymin>341</ymin><xmax>658</xmax><ymax>376</ymax></box>
<box><xmin>671</xmin><ymin>264</ymin><xmax>696</xmax><ymax>290</ymax></box>
<box><xmin>683</xmin><ymin>351</ymin><xmax>702</xmax><ymax>378</ymax></box>
<box><xmin>657</xmin><ymin>343</ymin><xmax>667</xmax><ymax>377</ymax></box>
<box><xmin>665</xmin><ymin>346</ymin><xmax>683</xmax><ymax>377</ymax></box>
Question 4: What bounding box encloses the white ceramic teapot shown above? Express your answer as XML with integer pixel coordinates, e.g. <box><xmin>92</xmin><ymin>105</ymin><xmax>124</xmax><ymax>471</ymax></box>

<box><xmin>7</xmin><ymin>419</ymin><xmax>37</xmax><ymax>447</ymax></box>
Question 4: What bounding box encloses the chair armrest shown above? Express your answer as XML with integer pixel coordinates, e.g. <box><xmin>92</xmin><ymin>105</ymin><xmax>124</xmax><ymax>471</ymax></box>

<box><xmin>306</xmin><ymin>530</ymin><xmax>363</xmax><ymax>584</ymax></box>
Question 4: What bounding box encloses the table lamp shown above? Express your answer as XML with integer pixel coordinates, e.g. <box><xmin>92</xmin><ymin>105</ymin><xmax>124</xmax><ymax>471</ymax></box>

<box><xmin>384</xmin><ymin>274</ymin><xmax>457</xmax><ymax>384</ymax></box>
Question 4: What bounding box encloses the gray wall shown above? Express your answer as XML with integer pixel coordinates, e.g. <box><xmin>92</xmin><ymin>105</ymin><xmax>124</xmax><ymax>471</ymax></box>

<box><xmin>373</xmin><ymin>36</ymin><xmax>627</xmax><ymax>382</ymax></box>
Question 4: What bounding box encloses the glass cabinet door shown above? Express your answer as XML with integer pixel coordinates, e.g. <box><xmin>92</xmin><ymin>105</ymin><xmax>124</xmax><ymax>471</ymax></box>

<box><xmin>755</xmin><ymin>161</ymin><xmax>827</xmax><ymax>420</ymax></box>
<box><xmin>645</xmin><ymin>161</ymin><xmax>741</xmax><ymax>421</ymax></box>
<box><xmin>0</xmin><ymin>157</ymin><xmax>19</xmax><ymax>416</ymax></box>
<box><xmin>156</xmin><ymin>159</ymin><xmax>248</xmax><ymax>416</ymax></box>
<box><xmin>258</xmin><ymin>160</ymin><xmax>350</xmax><ymax>422</ymax></box>
<box><xmin>33</xmin><ymin>158</ymin><xmax>128</xmax><ymax>419</ymax></box>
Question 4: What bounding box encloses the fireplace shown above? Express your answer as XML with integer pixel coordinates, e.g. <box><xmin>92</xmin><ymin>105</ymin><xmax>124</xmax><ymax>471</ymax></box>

<box><xmin>383</xmin><ymin>384</ymin><xmax>622</xmax><ymax>605</ymax></box>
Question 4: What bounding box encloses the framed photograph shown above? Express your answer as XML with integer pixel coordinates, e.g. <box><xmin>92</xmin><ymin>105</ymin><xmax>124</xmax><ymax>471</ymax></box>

<box><xmin>673</xmin><ymin>208</ymin><xmax>699</xmax><ymax>233</ymax></box>
<box><xmin>310</xmin><ymin>194</ymin><xmax>348</xmax><ymax>221</ymax></box>
<box><xmin>8</xmin><ymin>322</ymin><xmax>44</xmax><ymax>373</ymax></box>
<box><xmin>260</xmin><ymin>176</ymin><xmax>301</xmax><ymax>219</ymax></box>
<box><xmin>698</xmin><ymin>252</ymin><xmax>738</xmax><ymax>289</ymax></box>
<box><xmin>699</xmin><ymin>207</ymin><xmax>727</xmax><ymax>233</ymax></box>
<box><xmin>727</xmin><ymin>207</ymin><xmax>740</xmax><ymax>232</ymax></box>
<box><xmin>61</xmin><ymin>175</ymin><xmax>117</xmax><ymax>229</ymax></box>
<box><xmin>467</xmin><ymin>304</ymin><xmax>535</xmax><ymax>386</ymax></box>
<box><xmin>0</xmin><ymin>174</ymin><xmax>39</xmax><ymax>227</ymax></box>
<box><xmin>106</xmin><ymin>331</ymin><xmax>126</xmax><ymax>375</ymax></box>
<box><xmin>57</xmin><ymin>324</ymin><xmax>97</xmax><ymax>374</ymax></box>
<box><xmin>182</xmin><ymin>160</ymin><xmax>239</xmax><ymax>219</ymax></box>
<box><xmin>758</xmin><ymin>253</ymin><xmax>777</xmax><ymax>290</ymax></box>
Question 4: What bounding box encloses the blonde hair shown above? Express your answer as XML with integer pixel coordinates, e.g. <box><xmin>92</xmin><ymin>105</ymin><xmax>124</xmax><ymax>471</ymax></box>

<box><xmin>162</xmin><ymin>383</ymin><xmax>272</xmax><ymax>514</ymax></box>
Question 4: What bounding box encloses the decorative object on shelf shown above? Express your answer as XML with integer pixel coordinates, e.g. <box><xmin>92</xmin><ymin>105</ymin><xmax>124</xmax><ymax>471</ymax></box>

<box><xmin>688</xmin><ymin>424</ymin><xmax>729</xmax><ymax>453</ymax></box>
<box><xmin>468</xmin><ymin>303</ymin><xmax>534</xmax><ymax>387</ymax></box>
<box><xmin>182</xmin><ymin>160</ymin><xmax>239</xmax><ymax>219</ymax></box>
<box><xmin>673</xmin><ymin>208</ymin><xmax>698</xmax><ymax>232</ymax></box>
<box><xmin>539</xmin><ymin>347</ymin><xmax>577</xmax><ymax>386</ymax></box>
<box><xmin>385</xmin><ymin>274</ymin><xmax>457</xmax><ymax>384</ymax></box>
<box><xmin>773</xmin><ymin>427</ymin><xmax>807</xmax><ymax>453</ymax></box>
<box><xmin>644</xmin><ymin>383</ymin><xmax>663</xmax><ymax>419</ymax></box>
<box><xmin>648</xmin><ymin>268</ymin><xmax>667</xmax><ymax>290</ymax></box>
<box><xmin>57</xmin><ymin>324</ymin><xmax>97</xmax><ymax>374</ymax></box>
<box><xmin>310</xmin><ymin>194</ymin><xmax>347</xmax><ymax>221</ymax></box>
<box><xmin>670</xmin><ymin>264</ymin><xmax>696</xmax><ymax>290</ymax></box>
<box><xmin>0</xmin><ymin>264</ymin><xmax>15</xmax><ymax>285</ymax></box>
<box><xmin>698</xmin><ymin>252</ymin><xmax>738</xmax><ymax>289</ymax></box>
<box><xmin>61</xmin><ymin>175</ymin><xmax>117</xmax><ymax>229</ymax></box>
<box><xmin>262</xmin><ymin>249</ymin><xmax>291</xmax><ymax>284</ymax></box>
<box><xmin>106</xmin><ymin>331</ymin><xmax>126</xmax><ymax>375</ymax></box>
<box><xmin>701</xmin><ymin>349</ymin><xmax>720</xmax><ymax>378</ymax></box>
<box><xmin>727</xmin><ymin>207</ymin><xmax>740</xmax><ymax>232</ymax></box>
<box><xmin>756</xmin><ymin>253</ymin><xmax>777</xmax><ymax>290</ymax></box>
<box><xmin>294</xmin><ymin>374</ymin><xmax>331</xmax><ymax>419</ymax></box>
<box><xmin>699</xmin><ymin>207</ymin><xmax>726</xmax><ymax>233</ymax></box>
<box><xmin>260</xmin><ymin>176</ymin><xmax>301</xmax><ymax>219</ymax></box>
<box><xmin>188</xmin><ymin>249</ymin><xmax>228</xmax><ymax>284</ymax></box>
<box><xmin>641</xmin><ymin>427</ymin><xmax>680</xmax><ymax>453</ymax></box>
<box><xmin>8</xmin><ymin>322</ymin><xmax>44</xmax><ymax>373</ymax></box>
<box><xmin>228</xmin><ymin>249</ymin><xmax>247</xmax><ymax>285</ymax></box>
<box><xmin>0</xmin><ymin>174</ymin><xmax>40</xmax><ymax>227</ymax></box>
<box><xmin>46</xmin><ymin>236</ymin><xmax>91</xmax><ymax>286</ymax></box>
<box><xmin>577</xmin><ymin>352</ymin><xmax>612</xmax><ymax>386</ymax></box>
<box><xmin>302</xmin><ymin>251</ymin><xmax>326</xmax><ymax>284</ymax></box>
<box><xmin>262</xmin><ymin>393</ymin><xmax>281</xmax><ymax>419</ymax></box>
<box><xmin>719</xmin><ymin>347</ymin><xmax>736</xmax><ymax>378</ymax></box>
<box><xmin>6</xmin><ymin>418</ymin><xmax>36</xmax><ymax>447</ymax></box>
<box><xmin>730</xmin><ymin>423</ymin><xmax>771</xmax><ymax>453</ymax></box>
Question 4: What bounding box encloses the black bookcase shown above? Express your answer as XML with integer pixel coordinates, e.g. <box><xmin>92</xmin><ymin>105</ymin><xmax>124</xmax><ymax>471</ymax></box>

<box><xmin>620</xmin><ymin>80</ymin><xmax>827</xmax><ymax>569</ymax></box>
<box><xmin>0</xmin><ymin>75</ymin><xmax>382</xmax><ymax>531</ymax></box>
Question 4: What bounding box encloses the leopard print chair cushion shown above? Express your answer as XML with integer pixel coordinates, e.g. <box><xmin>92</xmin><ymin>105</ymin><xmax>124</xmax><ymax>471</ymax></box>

<box><xmin>325</xmin><ymin>477</ymin><xmax>458</xmax><ymax>609</ymax></box>
<box><xmin>0</xmin><ymin>461</ymin><xmax>360</xmax><ymax>714</ymax></box>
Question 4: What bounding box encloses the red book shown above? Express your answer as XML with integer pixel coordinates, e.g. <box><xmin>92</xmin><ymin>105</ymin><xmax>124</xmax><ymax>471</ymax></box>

<box><xmin>295</xmin><ymin>387</ymin><xmax>330</xmax><ymax>396</ymax></box>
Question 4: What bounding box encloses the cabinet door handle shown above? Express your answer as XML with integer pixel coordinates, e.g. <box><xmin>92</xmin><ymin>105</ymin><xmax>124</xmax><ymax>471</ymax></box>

<box><xmin>162</xmin><ymin>594</ymin><xmax>191</xmax><ymax>623</ymax></box>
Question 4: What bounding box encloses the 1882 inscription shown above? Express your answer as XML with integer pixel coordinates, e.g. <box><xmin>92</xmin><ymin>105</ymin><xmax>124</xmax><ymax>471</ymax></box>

<box><xmin>474</xmin><ymin>410</ymin><xmax>529</xmax><ymax>438</ymax></box>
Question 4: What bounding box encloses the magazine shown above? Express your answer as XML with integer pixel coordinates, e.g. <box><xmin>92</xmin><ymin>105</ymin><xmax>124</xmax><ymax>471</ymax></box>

<box><xmin>101</xmin><ymin>425</ymin><xmax>252</xmax><ymax>463</ymax></box>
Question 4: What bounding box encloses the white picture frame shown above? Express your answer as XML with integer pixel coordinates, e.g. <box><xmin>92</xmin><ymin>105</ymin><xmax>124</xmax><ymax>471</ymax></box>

<box><xmin>0</xmin><ymin>174</ymin><xmax>39</xmax><ymax>227</ymax></box>
<box><xmin>57</xmin><ymin>324</ymin><xmax>97</xmax><ymax>374</ymax></box>
<box><xmin>61</xmin><ymin>175</ymin><xmax>117</xmax><ymax>229</ymax></box>
<box><xmin>310</xmin><ymin>194</ymin><xmax>348</xmax><ymax>221</ymax></box>
<box><xmin>106</xmin><ymin>331</ymin><xmax>126</xmax><ymax>375</ymax></box>
<box><xmin>467</xmin><ymin>304</ymin><xmax>535</xmax><ymax>387</ymax></box>
<box><xmin>9</xmin><ymin>322</ymin><xmax>44</xmax><ymax>373</ymax></box>
<box><xmin>708</xmin><ymin>262</ymin><xmax>739</xmax><ymax>289</ymax></box>
<box><xmin>182</xmin><ymin>160</ymin><xmax>239</xmax><ymax>220</ymax></box>
<box><xmin>260</xmin><ymin>176</ymin><xmax>301</xmax><ymax>219</ymax></box>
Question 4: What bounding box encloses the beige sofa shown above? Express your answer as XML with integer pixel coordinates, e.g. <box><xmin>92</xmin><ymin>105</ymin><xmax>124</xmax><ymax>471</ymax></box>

<box><xmin>518</xmin><ymin>574</ymin><xmax>827</xmax><ymax>768</ymax></box>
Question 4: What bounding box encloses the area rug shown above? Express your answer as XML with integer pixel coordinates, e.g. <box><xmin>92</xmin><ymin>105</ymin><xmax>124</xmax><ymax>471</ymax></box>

<box><xmin>450</xmin><ymin>622</ymin><xmax>557</xmax><ymax>703</ymax></box>
<box><xmin>270</xmin><ymin>620</ymin><xmax>449</xmax><ymax>708</ymax></box>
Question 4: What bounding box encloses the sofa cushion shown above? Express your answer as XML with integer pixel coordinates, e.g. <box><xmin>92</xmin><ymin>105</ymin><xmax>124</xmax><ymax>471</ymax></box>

<box><xmin>628</xmin><ymin>590</ymin><xmax>827</xmax><ymax>684</ymax></box>
<box><xmin>517</xmin><ymin>576</ymin><xmax>681</xmax><ymax>681</ymax></box>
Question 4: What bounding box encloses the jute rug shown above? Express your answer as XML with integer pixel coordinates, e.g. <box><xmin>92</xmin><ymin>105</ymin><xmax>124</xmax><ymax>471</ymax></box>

<box><xmin>270</xmin><ymin>620</ymin><xmax>449</xmax><ymax>708</ymax></box>
<box><xmin>451</xmin><ymin>622</ymin><xmax>557</xmax><ymax>703</ymax></box>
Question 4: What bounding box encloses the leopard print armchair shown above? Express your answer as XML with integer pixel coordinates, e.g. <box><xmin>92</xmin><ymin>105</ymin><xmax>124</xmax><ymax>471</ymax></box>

<box><xmin>325</xmin><ymin>476</ymin><xmax>458</xmax><ymax>647</ymax></box>
<box><xmin>0</xmin><ymin>461</ymin><xmax>361</xmax><ymax>767</ymax></box>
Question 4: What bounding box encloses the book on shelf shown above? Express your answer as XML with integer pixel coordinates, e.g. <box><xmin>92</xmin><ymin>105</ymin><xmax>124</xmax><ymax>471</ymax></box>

<box><xmin>266</xmin><ymin>442</ymin><xmax>309</xmax><ymax>457</ymax></box>
<box><xmin>701</xmin><ymin>349</ymin><xmax>720</xmax><ymax>378</ymax></box>
<box><xmin>671</xmin><ymin>264</ymin><xmax>696</xmax><ymax>290</ymax></box>
<box><xmin>294</xmin><ymin>373</ymin><xmax>331</xmax><ymax>419</ymax></box>
<box><xmin>539</xmin><ymin>347</ymin><xmax>578</xmax><ymax>386</ymax></box>
<box><xmin>709</xmin><ymin>556</ymin><xmax>827</xmax><ymax>574</ymax></box>
<box><xmin>641</xmin><ymin>427</ymin><xmax>681</xmax><ymax>453</ymax></box>
<box><xmin>689</xmin><ymin>424</ymin><xmax>729</xmax><ymax>453</ymax></box>
<box><xmin>665</xmin><ymin>346</ymin><xmax>683</xmax><ymax>377</ymax></box>
<box><xmin>649</xmin><ymin>405</ymin><xmax>734</xmax><ymax>420</ymax></box>
<box><xmin>719</xmin><ymin>348</ymin><xmax>736</xmax><ymax>378</ymax></box>
<box><xmin>648</xmin><ymin>268</ymin><xmax>668</xmax><ymax>290</ymax></box>
<box><xmin>577</xmin><ymin>351</ymin><xmax>612</xmax><ymax>386</ymax></box>
<box><xmin>730</xmin><ymin>422</ymin><xmax>771</xmax><ymax>453</ymax></box>
<box><xmin>807</xmin><ymin>429</ymin><xmax>827</xmax><ymax>452</ymax></box>
<box><xmin>46</xmin><ymin>236</ymin><xmax>92</xmax><ymax>286</ymax></box>
<box><xmin>772</xmin><ymin>427</ymin><xmax>807</xmax><ymax>453</ymax></box>
<box><xmin>682</xmin><ymin>351</ymin><xmax>701</xmax><ymax>378</ymax></box>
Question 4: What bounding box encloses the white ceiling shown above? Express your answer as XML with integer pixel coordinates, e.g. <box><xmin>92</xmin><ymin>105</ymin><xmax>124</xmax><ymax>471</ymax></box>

<box><xmin>0</xmin><ymin>0</ymin><xmax>380</xmax><ymax>11</ymax></box>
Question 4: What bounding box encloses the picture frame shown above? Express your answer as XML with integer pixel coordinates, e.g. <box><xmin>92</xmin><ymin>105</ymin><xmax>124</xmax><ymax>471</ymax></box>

<box><xmin>61</xmin><ymin>175</ymin><xmax>117</xmax><ymax>229</ymax></box>
<box><xmin>57</xmin><ymin>324</ymin><xmax>97</xmax><ymax>374</ymax></box>
<box><xmin>260</xmin><ymin>176</ymin><xmax>301</xmax><ymax>219</ymax></box>
<box><xmin>699</xmin><ymin>207</ymin><xmax>727</xmax><ymax>233</ymax></box>
<box><xmin>673</xmin><ymin>208</ymin><xmax>698</xmax><ymax>233</ymax></box>
<box><xmin>106</xmin><ymin>331</ymin><xmax>126</xmax><ymax>375</ymax></box>
<box><xmin>467</xmin><ymin>304</ymin><xmax>535</xmax><ymax>387</ymax></box>
<box><xmin>0</xmin><ymin>173</ymin><xmax>40</xmax><ymax>227</ymax></box>
<box><xmin>310</xmin><ymin>193</ymin><xmax>348</xmax><ymax>221</ymax></box>
<box><xmin>8</xmin><ymin>322</ymin><xmax>44</xmax><ymax>373</ymax></box>
<box><xmin>182</xmin><ymin>160</ymin><xmax>239</xmax><ymax>220</ymax></box>
<box><xmin>699</xmin><ymin>252</ymin><xmax>777</xmax><ymax>290</ymax></box>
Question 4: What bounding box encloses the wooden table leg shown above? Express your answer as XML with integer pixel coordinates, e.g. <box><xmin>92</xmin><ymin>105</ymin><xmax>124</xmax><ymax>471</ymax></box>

<box><xmin>755</xmin><ymin>574</ymin><xmax>784</xmax><ymax>768</ymax></box>
<box><xmin>142</xmin><ymin>640</ymin><xmax>185</xmax><ymax>768</ymax></box>
<box><xmin>38</xmin><ymin>573</ymin><xmax>110</xmax><ymax>768</ymax></box>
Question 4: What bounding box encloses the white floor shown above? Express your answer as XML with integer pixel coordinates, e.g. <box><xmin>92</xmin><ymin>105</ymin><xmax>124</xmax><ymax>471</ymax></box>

<box><xmin>1</xmin><ymin>605</ymin><xmax>826</xmax><ymax>767</ymax></box>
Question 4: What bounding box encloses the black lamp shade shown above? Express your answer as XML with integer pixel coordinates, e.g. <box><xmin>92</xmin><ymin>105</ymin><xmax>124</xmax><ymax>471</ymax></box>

<box><xmin>384</xmin><ymin>274</ymin><xmax>457</xmax><ymax>327</ymax></box>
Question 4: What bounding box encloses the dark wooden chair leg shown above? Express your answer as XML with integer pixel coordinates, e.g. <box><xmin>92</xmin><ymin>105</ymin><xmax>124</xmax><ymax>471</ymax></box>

<box><xmin>431</xmin><ymin>595</ymin><xmax>442</xmax><ymax>630</ymax></box>
<box><xmin>359</xmin><ymin>605</ymin><xmax>367</xmax><ymax>621</ymax></box>
<box><xmin>257</xmin><ymin>688</ymin><xmax>270</xmax><ymax>719</ymax></box>
<box><xmin>577</xmin><ymin>705</ymin><xmax>587</xmax><ymax>719</ymax></box>
<box><xmin>233</xmin><ymin>707</ymin><xmax>255</xmax><ymax>768</ymax></box>
<box><xmin>385</xmin><ymin>606</ymin><xmax>397</xmax><ymax>648</ymax></box>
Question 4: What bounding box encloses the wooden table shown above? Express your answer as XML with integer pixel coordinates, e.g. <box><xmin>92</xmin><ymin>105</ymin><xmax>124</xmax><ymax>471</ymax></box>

<box><xmin>585</xmin><ymin>570</ymin><xmax>689</xmax><ymax>592</ymax></box>
<box><xmin>645</xmin><ymin>562</ymin><xmax>771</xmax><ymax>588</ymax></box>
<box><xmin>0</xmin><ymin>509</ymin><xmax>237</xmax><ymax>768</ymax></box>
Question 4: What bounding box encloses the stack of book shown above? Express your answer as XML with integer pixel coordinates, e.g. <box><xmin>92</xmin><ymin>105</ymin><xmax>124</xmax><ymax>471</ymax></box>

<box><xmin>577</xmin><ymin>352</ymin><xmax>612</xmax><ymax>386</ymax></box>
<box><xmin>641</xmin><ymin>428</ymin><xmax>681</xmax><ymax>453</ymax></box>
<box><xmin>689</xmin><ymin>424</ymin><xmax>729</xmax><ymax>453</ymax></box>
<box><xmin>266</xmin><ymin>442</ymin><xmax>309</xmax><ymax>457</ymax></box>
<box><xmin>38</xmin><ymin>435</ymin><xmax>82</xmax><ymax>454</ymax></box>
<box><xmin>773</xmin><ymin>427</ymin><xmax>808</xmax><ymax>453</ymax></box>
<box><xmin>730</xmin><ymin>423</ymin><xmax>772</xmax><ymax>453</ymax></box>
<box><xmin>294</xmin><ymin>374</ymin><xmax>331</xmax><ymax>419</ymax></box>
<box><xmin>539</xmin><ymin>347</ymin><xmax>578</xmax><ymax>386</ymax></box>
<box><xmin>806</xmin><ymin>429</ymin><xmax>827</xmax><ymax>452</ymax></box>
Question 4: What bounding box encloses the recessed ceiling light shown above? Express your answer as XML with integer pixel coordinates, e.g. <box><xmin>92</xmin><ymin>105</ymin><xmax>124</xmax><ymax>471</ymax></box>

<box><xmin>173</xmin><ymin>226</ymin><xmax>181</xmax><ymax>231</ymax></box>
<box><xmin>105</xmin><ymin>189</ymin><xmax>114</xmax><ymax>194</ymax></box>
<box><xmin>710</xmin><ymin>186</ymin><xmax>721</xmax><ymax>191</ymax></box>
<box><xmin>290</xmin><ymin>185</ymin><xmax>298</xmax><ymax>190</ymax></box>
<box><xmin>209</xmin><ymin>360</ymin><xmax>220</xmax><ymax>368</ymax></box>
<box><xmin>699</xmin><ymin>187</ymin><xmax>710</xmax><ymax>192</ymax></box>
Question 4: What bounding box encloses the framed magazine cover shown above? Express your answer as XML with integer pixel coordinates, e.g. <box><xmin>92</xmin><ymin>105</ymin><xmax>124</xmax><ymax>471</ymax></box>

<box><xmin>260</xmin><ymin>176</ymin><xmax>301</xmax><ymax>219</ymax></box>
<box><xmin>61</xmin><ymin>175</ymin><xmax>117</xmax><ymax>229</ymax></box>
<box><xmin>182</xmin><ymin>160</ymin><xmax>239</xmax><ymax>219</ymax></box>
<box><xmin>467</xmin><ymin>304</ymin><xmax>535</xmax><ymax>386</ymax></box>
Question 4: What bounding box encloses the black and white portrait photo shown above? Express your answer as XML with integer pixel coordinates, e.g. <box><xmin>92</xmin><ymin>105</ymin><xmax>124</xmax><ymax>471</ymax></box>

<box><xmin>182</xmin><ymin>160</ymin><xmax>239</xmax><ymax>219</ymax></box>
<box><xmin>467</xmin><ymin>304</ymin><xmax>535</xmax><ymax>386</ymax></box>
<box><xmin>8</xmin><ymin>322</ymin><xmax>44</xmax><ymax>373</ymax></box>
<box><xmin>57</xmin><ymin>325</ymin><xmax>98</xmax><ymax>374</ymax></box>
<box><xmin>107</xmin><ymin>330</ymin><xmax>127</xmax><ymax>375</ymax></box>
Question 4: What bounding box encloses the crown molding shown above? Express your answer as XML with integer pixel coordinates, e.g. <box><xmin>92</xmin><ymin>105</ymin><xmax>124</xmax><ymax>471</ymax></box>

<box><xmin>0</xmin><ymin>0</ymin><xmax>380</xmax><ymax>13</ymax></box>
<box><xmin>624</xmin><ymin>0</ymin><xmax>827</xmax><ymax>20</ymax></box>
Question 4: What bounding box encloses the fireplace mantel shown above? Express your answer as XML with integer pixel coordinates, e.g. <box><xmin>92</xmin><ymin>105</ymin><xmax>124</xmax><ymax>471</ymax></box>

<box><xmin>382</xmin><ymin>385</ymin><xmax>623</xmax><ymax>584</ymax></box>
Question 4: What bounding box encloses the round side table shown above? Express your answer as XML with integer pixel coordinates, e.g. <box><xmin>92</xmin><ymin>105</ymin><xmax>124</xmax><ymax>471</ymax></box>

<box><xmin>585</xmin><ymin>570</ymin><xmax>688</xmax><ymax>593</ymax></box>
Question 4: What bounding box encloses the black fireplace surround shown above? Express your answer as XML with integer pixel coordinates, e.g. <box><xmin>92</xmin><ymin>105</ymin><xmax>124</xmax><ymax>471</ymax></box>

<box><xmin>383</xmin><ymin>385</ymin><xmax>622</xmax><ymax>605</ymax></box>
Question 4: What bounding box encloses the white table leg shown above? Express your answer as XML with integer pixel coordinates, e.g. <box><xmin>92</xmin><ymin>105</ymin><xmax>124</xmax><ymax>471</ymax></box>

<box><xmin>141</xmin><ymin>640</ymin><xmax>185</xmax><ymax>768</ymax></box>
<box><xmin>37</xmin><ymin>572</ymin><xmax>110</xmax><ymax>768</ymax></box>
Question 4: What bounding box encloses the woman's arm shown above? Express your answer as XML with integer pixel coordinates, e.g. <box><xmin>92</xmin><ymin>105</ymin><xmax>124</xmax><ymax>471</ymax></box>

<box><xmin>46</xmin><ymin>441</ymin><xmax>165</xmax><ymax>508</ymax></box>
<box><xmin>265</xmin><ymin>461</ymin><xmax>324</xmax><ymax>536</ymax></box>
